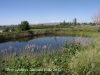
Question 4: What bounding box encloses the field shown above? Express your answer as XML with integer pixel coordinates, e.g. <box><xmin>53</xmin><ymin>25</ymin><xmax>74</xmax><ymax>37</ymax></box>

<box><xmin>0</xmin><ymin>25</ymin><xmax>100</xmax><ymax>75</ymax></box>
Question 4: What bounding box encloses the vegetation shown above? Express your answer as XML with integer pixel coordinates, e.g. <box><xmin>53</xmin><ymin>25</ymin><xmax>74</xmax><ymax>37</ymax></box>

<box><xmin>0</xmin><ymin>23</ymin><xmax>100</xmax><ymax>75</ymax></box>
<box><xmin>1</xmin><ymin>37</ymin><xmax>100</xmax><ymax>75</ymax></box>
<box><xmin>73</xmin><ymin>18</ymin><xmax>77</xmax><ymax>25</ymax></box>
<box><xmin>17</xmin><ymin>21</ymin><xmax>30</xmax><ymax>31</ymax></box>
<box><xmin>0</xmin><ymin>25</ymin><xmax>98</xmax><ymax>40</ymax></box>
<box><xmin>30</xmin><ymin>25</ymin><xmax>55</xmax><ymax>29</ymax></box>
<box><xmin>0</xmin><ymin>41</ymin><xmax>84</xmax><ymax>74</ymax></box>
<box><xmin>4</xmin><ymin>27</ymin><xmax>9</xmax><ymax>32</ymax></box>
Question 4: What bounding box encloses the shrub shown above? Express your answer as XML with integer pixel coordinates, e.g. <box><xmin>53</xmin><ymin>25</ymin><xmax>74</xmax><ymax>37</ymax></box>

<box><xmin>68</xmin><ymin>41</ymin><xmax>100</xmax><ymax>75</ymax></box>
<box><xmin>17</xmin><ymin>21</ymin><xmax>30</xmax><ymax>31</ymax></box>
<box><xmin>11</xmin><ymin>28</ymin><xmax>15</xmax><ymax>31</ymax></box>
<box><xmin>4</xmin><ymin>27</ymin><xmax>9</xmax><ymax>32</ymax></box>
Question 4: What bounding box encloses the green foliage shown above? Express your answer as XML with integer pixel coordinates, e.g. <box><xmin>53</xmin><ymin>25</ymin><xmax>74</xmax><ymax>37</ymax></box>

<box><xmin>11</xmin><ymin>28</ymin><xmax>15</xmax><ymax>31</ymax></box>
<box><xmin>77</xmin><ymin>23</ymin><xmax>80</xmax><ymax>25</ymax></box>
<box><xmin>0</xmin><ymin>42</ymin><xmax>83</xmax><ymax>75</ymax></box>
<box><xmin>60</xmin><ymin>22</ymin><xmax>62</xmax><ymax>25</ymax></box>
<box><xmin>83</xmin><ymin>22</ymin><xmax>88</xmax><ymax>25</ymax></box>
<box><xmin>63</xmin><ymin>42</ymin><xmax>81</xmax><ymax>56</ymax></box>
<box><xmin>63</xmin><ymin>20</ymin><xmax>66</xmax><ymax>25</ymax></box>
<box><xmin>4</xmin><ymin>27</ymin><xmax>9</xmax><ymax>32</ymax></box>
<box><xmin>73</xmin><ymin>18</ymin><xmax>77</xmax><ymax>25</ymax></box>
<box><xmin>30</xmin><ymin>25</ymin><xmax>55</xmax><ymax>29</ymax></box>
<box><xmin>68</xmin><ymin>41</ymin><xmax>100</xmax><ymax>75</ymax></box>
<box><xmin>60</xmin><ymin>20</ymin><xmax>67</xmax><ymax>26</ymax></box>
<box><xmin>0</xmin><ymin>25</ymin><xmax>100</xmax><ymax>74</ymax></box>
<box><xmin>17</xmin><ymin>21</ymin><xmax>30</xmax><ymax>31</ymax></box>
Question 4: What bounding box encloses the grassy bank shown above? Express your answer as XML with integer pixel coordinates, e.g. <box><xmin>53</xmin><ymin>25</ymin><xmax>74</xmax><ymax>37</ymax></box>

<box><xmin>0</xmin><ymin>29</ymin><xmax>54</xmax><ymax>40</ymax></box>
<box><xmin>0</xmin><ymin>25</ymin><xmax>99</xmax><ymax>40</ymax></box>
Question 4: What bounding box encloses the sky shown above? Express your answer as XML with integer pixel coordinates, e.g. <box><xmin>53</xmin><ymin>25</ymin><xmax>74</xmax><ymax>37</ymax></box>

<box><xmin>0</xmin><ymin>0</ymin><xmax>100</xmax><ymax>25</ymax></box>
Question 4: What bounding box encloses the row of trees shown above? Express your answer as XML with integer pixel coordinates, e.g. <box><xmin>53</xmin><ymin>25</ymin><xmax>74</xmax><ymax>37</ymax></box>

<box><xmin>60</xmin><ymin>19</ymin><xmax>96</xmax><ymax>26</ymax></box>
<box><xmin>60</xmin><ymin>18</ymin><xmax>77</xmax><ymax>26</ymax></box>
<box><xmin>60</xmin><ymin>7</ymin><xmax>100</xmax><ymax>26</ymax></box>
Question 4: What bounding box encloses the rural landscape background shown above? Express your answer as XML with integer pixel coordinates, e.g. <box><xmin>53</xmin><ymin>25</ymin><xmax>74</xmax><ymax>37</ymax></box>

<box><xmin>0</xmin><ymin>0</ymin><xmax>100</xmax><ymax>75</ymax></box>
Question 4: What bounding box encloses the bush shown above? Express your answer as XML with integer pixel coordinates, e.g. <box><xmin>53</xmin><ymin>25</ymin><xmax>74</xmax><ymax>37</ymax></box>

<box><xmin>17</xmin><ymin>21</ymin><xmax>30</xmax><ymax>31</ymax></box>
<box><xmin>11</xmin><ymin>28</ymin><xmax>15</xmax><ymax>31</ymax></box>
<box><xmin>4</xmin><ymin>27</ymin><xmax>9</xmax><ymax>32</ymax></box>
<box><xmin>68</xmin><ymin>41</ymin><xmax>100</xmax><ymax>75</ymax></box>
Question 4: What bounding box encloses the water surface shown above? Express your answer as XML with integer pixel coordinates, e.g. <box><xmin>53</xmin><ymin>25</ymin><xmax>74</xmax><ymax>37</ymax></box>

<box><xmin>0</xmin><ymin>35</ymin><xmax>90</xmax><ymax>54</ymax></box>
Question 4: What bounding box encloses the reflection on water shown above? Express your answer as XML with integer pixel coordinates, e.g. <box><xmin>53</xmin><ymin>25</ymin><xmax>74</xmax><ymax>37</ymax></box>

<box><xmin>0</xmin><ymin>35</ymin><xmax>91</xmax><ymax>55</ymax></box>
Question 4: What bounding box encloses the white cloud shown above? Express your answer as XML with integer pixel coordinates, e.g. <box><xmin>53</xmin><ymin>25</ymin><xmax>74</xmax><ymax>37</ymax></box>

<box><xmin>32</xmin><ymin>21</ymin><xmax>41</xmax><ymax>24</ymax></box>
<box><xmin>49</xmin><ymin>20</ymin><xmax>68</xmax><ymax>23</ymax></box>
<box><xmin>31</xmin><ymin>20</ymin><xmax>69</xmax><ymax>24</ymax></box>
<box><xmin>35</xmin><ymin>21</ymin><xmax>41</xmax><ymax>23</ymax></box>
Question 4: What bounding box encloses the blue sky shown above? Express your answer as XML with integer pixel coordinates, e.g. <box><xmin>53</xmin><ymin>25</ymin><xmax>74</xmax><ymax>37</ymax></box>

<box><xmin>0</xmin><ymin>0</ymin><xmax>100</xmax><ymax>25</ymax></box>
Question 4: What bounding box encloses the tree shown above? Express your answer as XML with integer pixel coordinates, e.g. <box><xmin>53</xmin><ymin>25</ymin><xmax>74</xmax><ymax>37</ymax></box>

<box><xmin>11</xmin><ymin>28</ymin><xmax>15</xmax><ymax>31</ymax></box>
<box><xmin>73</xmin><ymin>18</ymin><xmax>77</xmax><ymax>25</ymax></box>
<box><xmin>69</xmin><ymin>22</ymin><xmax>72</xmax><ymax>25</ymax></box>
<box><xmin>92</xmin><ymin>21</ymin><xmax>96</xmax><ymax>25</ymax></box>
<box><xmin>89</xmin><ymin>22</ymin><xmax>92</xmax><ymax>25</ymax></box>
<box><xmin>63</xmin><ymin>20</ymin><xmax>66</xmax><ymax>25</ymax></box>
<box><xmin>17</xmin><ymin>21</ymin><xmax>30</xmax><ymax>31</ymax></box>
<box><xmin>75</xmin><ymin>18</ymin><xmax>77</xmax><ymax>25</ymax></box>
<box><xmin>91</xmin><ymin>7</ymin><xmax>100</xmax><ymax>25</ymax></box>
<box><xmin>4</xmin><ymin>27</ymin><xmax>9</xmax><ymax>32</ymax></box>
<box><xmin>77</xmin><ymin>23</ymin><xmax>80</xmax><ymax>25</ymax></box>
<box><xmin>60</xmin><ymin>22</ymin><xmax>62</xmax><ymax>25</ymax></box>
<box><xmin>66</xmin><ymin>22</ymin><xmax>69</xmax><ymax>25</ymax></box>
<box><xmin>83</xmin><ymin>22</ymin><xmax>87</xmax><ymax>25</ymax></box>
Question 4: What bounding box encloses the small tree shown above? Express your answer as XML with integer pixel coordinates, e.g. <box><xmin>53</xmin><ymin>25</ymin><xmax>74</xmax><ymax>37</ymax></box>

<box><xmin>11</xmin><ymin>28</ymin><xmax>15</xmax><ymax>31</ymax></box>
<box><xmin>69</xmin><ymin>22</ymin><xmax>72</xmax><ymax>25</ymax></box>
<box><xmin>92</xmin><ymin>7</ymin><xmax>100</xmax><ymax>25</ymax></box>
<box><xmin>89</xmin><ymin>22</ymin><xmax>92</xmax><ymax>25</ymax></box>
<box><xmin>63</xmin><ymin>20</ymin><xmax>66</xmax><ymax>25</ymax></box>
<box><xmin>17</xmin><ymin>21</ymin><xmax>30</xmax><ymax>31</ymax></box>
<box><xmin>77</xmin><ymin>23</ymin><xmax>80</xmax><ymax>25</ymax></box>
<box><xmin>4</xmin><ymin>27</ymin><xmax>9</xmax><ymax>32</ymax></box>
<box><xmin>60</xmin><ymin>22</ymin><xmax>62</xmax><ymax>25</ymax></box>
<box><xmin>73</xmin><ymin>18</ymin><xmax>77</xmax><ymax>25</ymax></box>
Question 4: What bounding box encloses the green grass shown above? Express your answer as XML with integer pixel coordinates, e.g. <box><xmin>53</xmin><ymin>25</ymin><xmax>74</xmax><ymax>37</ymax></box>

<box><xmin>68</xmin><ymin>39</ymin><xmax>100</xmax><ymax>75</ymax></box>
<box><xmin>30</xmin><ymin>25</ymin><xmax>55</xmax><ymax>29</ymax></box>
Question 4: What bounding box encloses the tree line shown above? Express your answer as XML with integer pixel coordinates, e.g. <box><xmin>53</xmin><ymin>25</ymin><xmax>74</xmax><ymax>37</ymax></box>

<box><xmin>60</xmin><ymin>18</ymin><xmax>96</xmax><ymax>26</ymax></box>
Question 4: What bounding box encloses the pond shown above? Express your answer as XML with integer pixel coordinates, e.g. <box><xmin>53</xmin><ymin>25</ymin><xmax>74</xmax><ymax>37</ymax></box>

<box><xmin>0</xmin><ymin>35</ymin><xmax>90</xmax><ymax>55</ymax></box>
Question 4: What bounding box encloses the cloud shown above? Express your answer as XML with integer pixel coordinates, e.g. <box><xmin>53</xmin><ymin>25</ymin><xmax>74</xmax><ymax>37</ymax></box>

<box><xmin>50</xmin><ymin>20</ymin><xmax>60</xmax><ymax>22</ymax></box>
<box><xmin>34</xmin><ymin>21</ymin><xmax>41</xmax><ymax>24</ymax></box>
<box><xmin>32</xmin><ymin>20</ymin><xmax>69</xmax><ymax>24</ymax></box>
<box><xmin>49</xmin><ymin>20</ymin><xmax>68</xmax><ymax>23</ymax></box>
